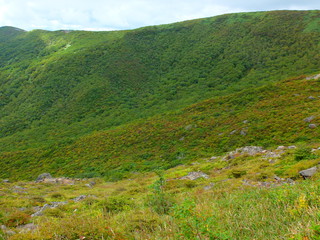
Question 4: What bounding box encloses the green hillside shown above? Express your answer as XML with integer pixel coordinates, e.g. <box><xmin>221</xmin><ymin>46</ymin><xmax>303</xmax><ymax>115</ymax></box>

<box><xmin>0</xmin><ymin>10</ymin><xmax>320</xmax><ymax>180</ymax></box>
<box><xmin>1</xmin><ymin>73</ymin><xmax>319</xmax><ymax>180</ymax></box>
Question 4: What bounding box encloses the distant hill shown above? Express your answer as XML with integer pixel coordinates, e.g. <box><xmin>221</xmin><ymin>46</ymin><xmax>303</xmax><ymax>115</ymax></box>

<box><xmin>0</xmin><ymin>10</ymin><xmax>320</xmax><ymax>180</ymax></box>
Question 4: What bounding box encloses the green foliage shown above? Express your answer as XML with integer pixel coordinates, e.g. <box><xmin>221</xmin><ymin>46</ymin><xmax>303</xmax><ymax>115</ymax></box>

<box><xmin>294</xmin><ymin>147</ymin><xmax>315</xmax><ymax>161</ymax></box>
<box><xmin>1</xmin><ymin>11</ymin><xmax>320</xmax><ymax>181</ymax></box>
<box><xmin>231</xmin><ymin>170</ymin><xmax>247</xmax><ymax>178</ymax></box>
<box><xmin>101</xmin><ymin>196</ymin><xmax>133</xmax><ymax>213</ymax></box>
<box><xmin>172</xmin><ymin>199</ymin><xmax>230</xmax><ymax>239</ymax></box>
<box><xmin>5</xmin><ymin>211</ymin><xmax>30</xmax><ymax>227</ymax></box>
<box><xmin>147</xmin><ymin>172</ymin><xmax>174</xmax><ymax>215</ymax></box>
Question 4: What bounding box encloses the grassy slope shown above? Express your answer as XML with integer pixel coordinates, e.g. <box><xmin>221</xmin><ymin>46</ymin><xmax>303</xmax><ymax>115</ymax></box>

<box><xmin>0</xmin><ymin>144</ymin><xmax>320</xmax><ymax>240</ymax></box>
<box><xmin>1</xmin><ymin>73</ymin><xmax>319</xmax><ymax>180</ymax></box>
<box><xmin>1</xmin><ymin>10</ymin><xmax>320</xmax><ymax>154</ymax></box>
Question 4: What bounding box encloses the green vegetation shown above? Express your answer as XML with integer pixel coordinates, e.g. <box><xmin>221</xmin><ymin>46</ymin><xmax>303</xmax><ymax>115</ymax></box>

<box><xmin>0</xmin><ymin>74</ymin><xmax>319</xmax><ymax>180</ymax></box>
<box><xmin>0</xmin><ymin>145</ymin><xmax>320</xmax><ymax>239</ymax></box>
<box><xmin>0</xmin><ymin>11</ymin><xmax>320</xmax><ymax>158</ymax></box>
<box><xmin>1</xmin><ymin>10</ymin><xmax>320</xmax><ymax>239</ymax></box>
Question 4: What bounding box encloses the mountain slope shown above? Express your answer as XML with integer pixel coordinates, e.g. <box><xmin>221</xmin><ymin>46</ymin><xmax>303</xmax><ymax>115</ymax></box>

<box><xmin>1</xmin><ymin>10</ymin><xmax>320</xmax><ymax>154</ymax></box>
<box><xmin>1</xmin><ymin>73</ymin><xmax>319</xmax><ymax>180</ymax></box>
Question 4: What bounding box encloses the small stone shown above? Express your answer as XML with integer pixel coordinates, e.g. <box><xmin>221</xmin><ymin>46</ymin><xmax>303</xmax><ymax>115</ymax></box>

<box><xmin>203</xmin><ymin>183</ymin><xmax>215</xmax><ymax>190</ymax></box>
<box><xmin>274</xmin><ymin>176</ymin><xmax>281</xmax><ymax>181</ymax></box>
<box><xmin>286</xmin><ymin>178</ymin><xmax>294</xmax><ymax>184</ymax></box>
<box><xmin>73</xmin><ymin>195</ymin><xmax>87</xmax><ymax>202</ymax></box>
<box><xmin>2</xmin><ymin>179</ymin><xmax>10</xmax><ymax>183</ymax></box>
<box><xmin>210</xmin><ymin>156</ymin><xmax>218</xmax><ymax>160</ymax></box>
<box><xmin>229</xmin><ymin>130</ymin><xmax>237</xmax><ymax>135</ymax></box>
<box><xmin>243</xmin><ymin>120</ymin><xmax>248</xmax><ymax>124</ymax></box>
<box><xmin>287</xmin><ymin>145</ymin><xmax>297</xmax><ymax>149</ymax></box>
<box><xmin>309</xmin><ymin>124</ymin><xmax>317</xmax><ymax>129</ymax></box>
<box><xmin>277</xmin><ymin>146</ymin><xmax>286</xmax><ymax>150</ymax></box>
<box><xmin>185</xmin><ymin>124</ymin><xmax>195</xmax><ymax>130</ymax></box>
<box><xmin>308</xmin><ymin>96</ymin><xmax>316</xmax><ymax>100</ymax></box>
<box><xmin>304</xmin><ymin>116</ymin><xmax>315</xmax><ymax>123</ymax></box>
<box><xmin>240</xmin><ymin>129</ymin><xmax>247</xmax><ymax>136</ymax></box>
<box><xmin>36</xmin><ymin>173</ymin><xmax>52</xmax><ymax>182</ymax></box>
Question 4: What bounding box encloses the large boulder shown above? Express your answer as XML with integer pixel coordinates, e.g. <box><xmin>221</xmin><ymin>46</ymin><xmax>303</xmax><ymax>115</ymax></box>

<box><xmin>299</xmin><ymin>166</ymin><xmax>318</xmax><ymax>179</ymax></box>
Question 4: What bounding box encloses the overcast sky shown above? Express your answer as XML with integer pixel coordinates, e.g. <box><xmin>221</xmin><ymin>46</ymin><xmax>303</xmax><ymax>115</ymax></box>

<box><xmin>0</xmin><ymin>0</ymin><xmax>319</xmax><ymax>31</ymax></box>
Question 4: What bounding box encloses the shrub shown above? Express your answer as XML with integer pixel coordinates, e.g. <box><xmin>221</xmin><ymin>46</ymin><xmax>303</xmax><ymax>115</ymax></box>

<box><xmin>49</xmin><ymin>193</ymin><xmax>65</xmax><ymax>200</ymax></box>
<box><xmin>101</xmin><ymin>196</ymin><xmax>133</xmax><ymax>213</ymax></box>
<box><xmin>231</xmin><ymin>170</ymin><xmax>247</xmax><ymax>178</ymax></box>
<box><xmin>5</xmin><ymin>211</ymin><xmax>30</xmax><ymax>227</ymax></box>
<box><xmin>294</xmin><ymin>147</ymin><xmax>314</xmax><ymax>161</ymax></box>
<box><xmin>146</xmin><ymin>172</ymin><xmax>175</xmax><ymax>215</ymax></box>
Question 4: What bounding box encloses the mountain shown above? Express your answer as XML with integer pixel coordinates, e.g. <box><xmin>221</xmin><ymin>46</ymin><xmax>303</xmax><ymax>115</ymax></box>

<box><xmin>0</xmin><ymin>10</ymin><xmax>320</xmax><ymax>180</ymax></box>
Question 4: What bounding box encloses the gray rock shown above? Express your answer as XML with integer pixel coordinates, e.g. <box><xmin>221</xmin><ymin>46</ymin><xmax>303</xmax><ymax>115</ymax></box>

<box><xmin>85</xmin><ymin>181</ymin><xmax>96</xmax><ymax>188</ymax></box>
<box><xmin>203</xmin><ymin>183</ymin><xmax>215</xmax><ymax>190</ymax></box>
<box><xmin>288</xmin><ymin>145</ymin><xmax>297</xmax><ymax>149</ymax></box>
<box><xmin>304</xmin><ymin>116</ymin><xmax>315</xmax><ymax>123</ymax></box>
<box><xmin>180</xmin><ymin>171</ymin><xmax>209</xmax><ymax>180</ymax></box>
<box><xmin>235</xmin><ymin>146</ymin><xmax>264</xmax><ymax>155</ymax></box>
<box><xmin>309</xmin><ymin>124</ymin><xmax>317</xmax><ymax>129</ymax></box>
<box><xmin>0</xmin><ymin>225</ymin><xmax>15</xmax><ymax>235</ymax></box>
<box><xmin>243</xmin><ymin>120</ymin><xmax>248</xmax><ymax>124</ymax></box>
<box><xmin>41</xmin><ymin>177</ymin><xmax>75</xmax><ymax>185</ymax></box>
<box><xmin>210</xmin><ymin>156</ymin><xmax>218</xmax><ymax>160</ymax></box>
<box><xmin>263</xmin><ymin>151</ymin><xmax>283</xmax><ymax>159</ymax></box>
<box><xmin>299</xmin><ymin>166</ymin><xmax>318</xmax><ymax>179</ymax></box>
<box><xmin>185</xmin><ymin>124</ymin><xmax>196</xmax><ymax>130</ymax></box>
<box><xmin>306</xmin><ymin>73</ymin><xmax>320</xmax><ymax>80</ymax></box>
<box><xmin>223</xmin><ymin>146</ymin><xmax>264</xmax><ymax>161</ymax></box>
<box><xmin>229</xmin><ymin>130</ymin><xmax>237</xmax><ymax>135</ymax></box>
<box><xmin>73</xmin><ymin>195</ymin><xmax>87</xmax><ymax>202</ymax></box>
<box><xmin>17</xmin><ymin>223</ymin><xmax>37</xmax><ymax>233</ymax></box>
<box><xmin>274</xmin><ymin>176</ymin><xmax>282</xmax><ymax>181</ymax></box>
<box><xmin>277</xmin><ymin>146</ymin><xmax>286</xmax><ymax>150</ymax></box>
<box><xmin>240</xmin><ymin>129</ymin><xmax>247</xmax><ymax>136</ymax></box>
<box><xmin>31</xmin><ymin>201</ymin><xmax>67</xmax><ymax>217</ymax></box>
<box><xmin>2</xmin><ymin>179</ymin><xmax>9</xmax><ymax>183</ymax></box>
<box><xmin>36</xmin><ymin>173</ymin><xmax>52</xmax><ymax>182</ymax></box>
<box><xmin>308</xmin><ymin>96</ymin><xmax>316</xmax><ymax>100</ymax></box>
<box><xmin>286</xmin><ymin>178</ymin><xmax>295</xmax><ymax>184</ymax></box>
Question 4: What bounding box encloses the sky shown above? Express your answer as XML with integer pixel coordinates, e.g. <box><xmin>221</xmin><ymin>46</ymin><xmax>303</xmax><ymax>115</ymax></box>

<box><xmin>0</xmin><ymin>0</ymin><xmax>319</xmax><ymax>31</ymax></box>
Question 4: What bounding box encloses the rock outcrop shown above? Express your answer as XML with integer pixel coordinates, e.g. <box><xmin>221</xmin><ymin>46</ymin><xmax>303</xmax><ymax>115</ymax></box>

<box><xmin>299</xmin><ymin>166</ymin><xmax>318</xmax><ymax>179</ymax></box>
<box><xmin>180</xmin><ymin>171</ymin><xmax>209</xmax><ymax>180</ymax></box>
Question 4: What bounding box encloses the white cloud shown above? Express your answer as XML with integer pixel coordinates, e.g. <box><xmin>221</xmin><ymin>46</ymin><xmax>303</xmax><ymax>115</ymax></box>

<box><xmin>0</xmin><ymin>0</ymin><xmax>319</xmax><ymax>31</ymax></box>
